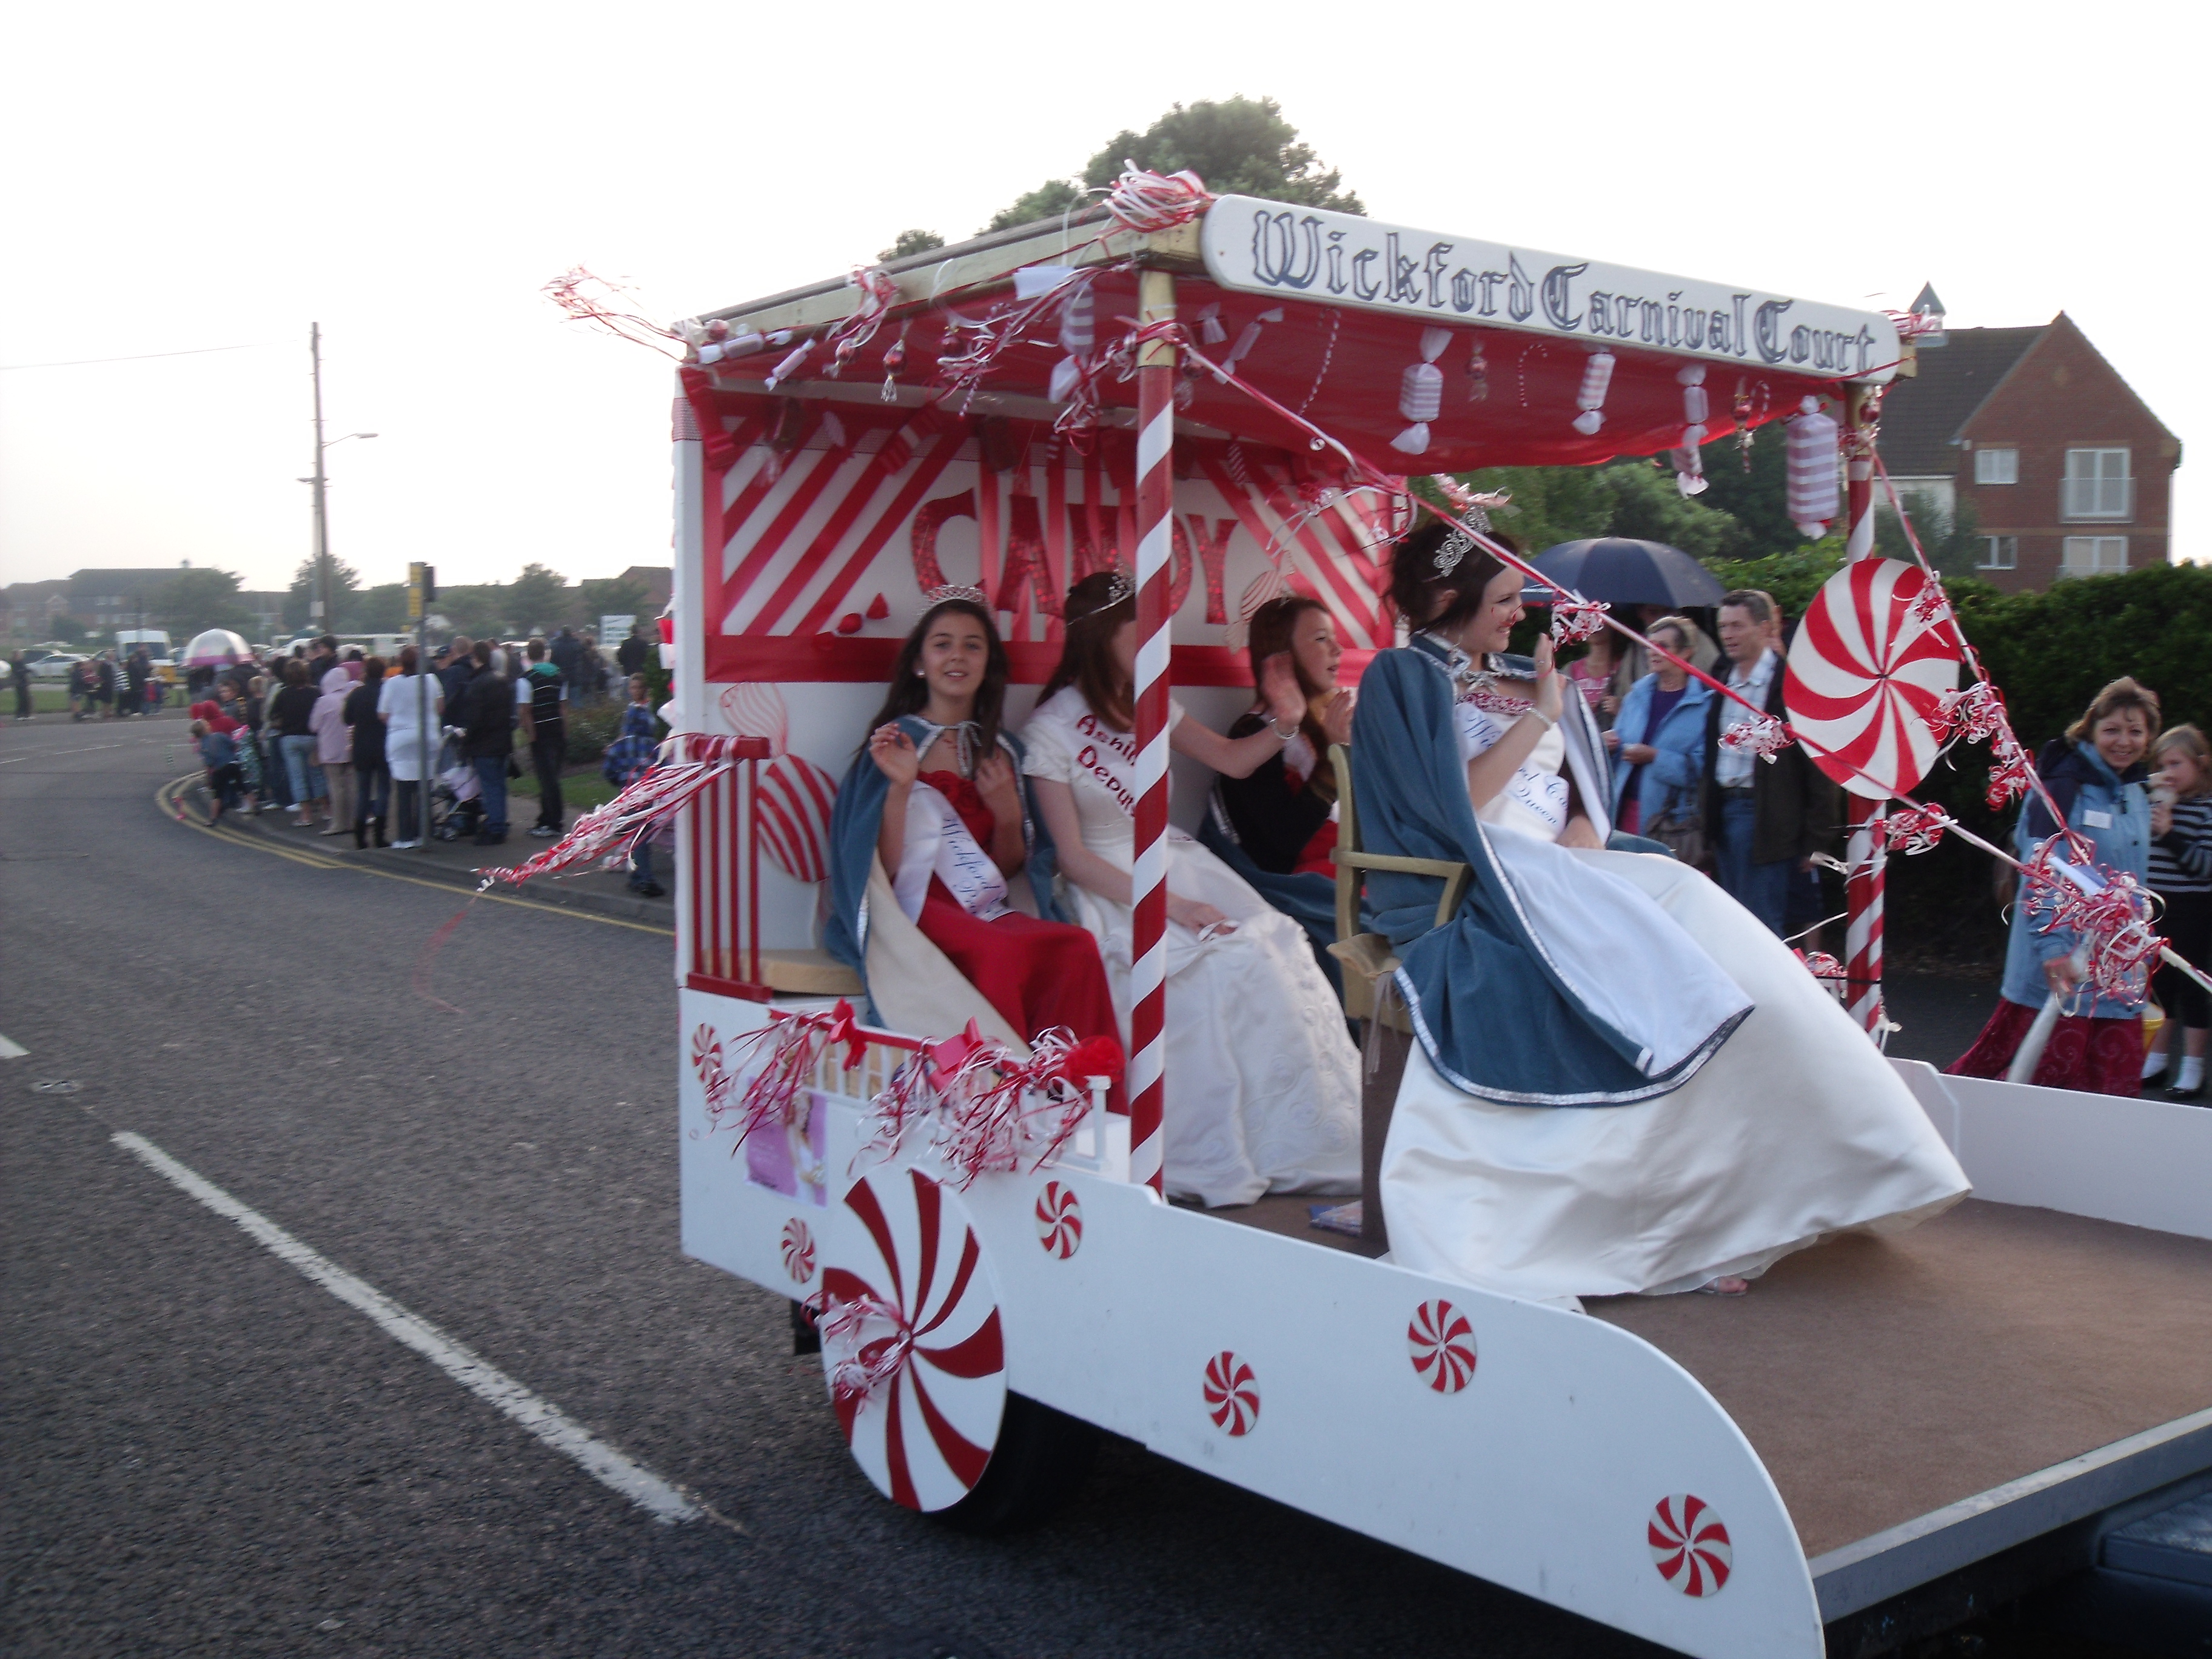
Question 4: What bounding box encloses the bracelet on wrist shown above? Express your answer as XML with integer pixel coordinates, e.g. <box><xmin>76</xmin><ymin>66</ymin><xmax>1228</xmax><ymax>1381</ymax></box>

<box><xmin>1271</xmin><ymin>717</ymin><xmax>1300</xmax><ymax>740</ymax></box>
<box><xmin>1524</xmin><ymin>707</ymin><xmax>1555</xmax><ymax>730</ymax></box>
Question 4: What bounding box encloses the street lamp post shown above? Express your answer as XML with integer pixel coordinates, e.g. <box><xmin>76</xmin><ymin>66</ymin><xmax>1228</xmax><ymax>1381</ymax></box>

<box><xmin>304</xmin><ymin>322</ymin><xmax>375</xmax><ymax>635</ymax></box>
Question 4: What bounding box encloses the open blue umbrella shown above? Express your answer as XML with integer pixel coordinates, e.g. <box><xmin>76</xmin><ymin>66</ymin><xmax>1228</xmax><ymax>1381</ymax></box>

<box><xmin>1530</xmin><ymin>538</ymin><xmax>1726</xmax><ymax>609</ymax></box>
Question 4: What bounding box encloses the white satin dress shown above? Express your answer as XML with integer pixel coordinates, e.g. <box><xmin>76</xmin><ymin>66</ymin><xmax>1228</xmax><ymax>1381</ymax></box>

<box><xmin>1022</xmin><ymin>701</ymin><xmax>1361</xmax><ymax>1208</ymax></box>
<box><xmin>1381</xmin><ymin>699</ymin><xmax>1969</xmax><ymax>1307</ymax></box>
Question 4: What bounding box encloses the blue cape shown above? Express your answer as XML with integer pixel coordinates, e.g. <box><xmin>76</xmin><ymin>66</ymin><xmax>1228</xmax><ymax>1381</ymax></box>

<box><xmin>1352</xmin><ymin>638</ymin><xmax>1728</xmax><ymax>1104</ymax></box>
<box><xmin>822</xmin><ymin>715</ymin><xmax>1069</xmax><ymax>1025</ymax></box>
<box><xmin>1195</xmin><ymin>803</ymin><xmax>1343</xmax><ymax>997</ymax></box>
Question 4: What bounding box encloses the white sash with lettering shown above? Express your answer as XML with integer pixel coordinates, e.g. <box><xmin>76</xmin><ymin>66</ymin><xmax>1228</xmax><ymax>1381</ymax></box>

<box><xmin>893</xmin><ymin>781</ymin><xmax>1010</xmax><ymax>923</ymax></box>
<box><xmin>1029</xmin><ymin>685</ymin><xmax>1176</xmax><ymax>821</ymax></box>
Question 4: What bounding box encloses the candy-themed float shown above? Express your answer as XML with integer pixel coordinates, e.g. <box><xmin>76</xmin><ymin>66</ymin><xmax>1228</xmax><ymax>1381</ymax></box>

<box><xmin>525</xmin><ymin>185</ymin><xmax>2212</xmax><ymax>1654</ymax></box>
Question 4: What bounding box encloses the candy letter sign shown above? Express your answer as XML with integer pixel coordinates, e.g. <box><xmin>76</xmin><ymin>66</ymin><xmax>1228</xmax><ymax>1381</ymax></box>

<box><xmin>1200</xmin><ymin>196</ymin><xmax>1900</xmax><ymax>382</ymax></box>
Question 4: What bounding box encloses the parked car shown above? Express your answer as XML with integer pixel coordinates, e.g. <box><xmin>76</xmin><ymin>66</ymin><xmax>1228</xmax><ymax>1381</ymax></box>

<box><xmin>28</xmin><ymin>652</ymin><xmax>87</xmax><ymax>680</ymax></box>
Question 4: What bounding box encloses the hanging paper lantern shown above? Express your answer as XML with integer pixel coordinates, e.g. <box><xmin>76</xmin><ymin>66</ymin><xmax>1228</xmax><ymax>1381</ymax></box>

<box><xmin>1786</xmin><ymin>395</ymin><xmax>1841</xmax><ymax>539</ymax></box>
<box><xmin>1391</xmin><ymin>327</ymin><xmax>1453</xmax><ymax>455</ymax></box>
<box><xmin>1571</xmin><ymin>350</ymin><xmax>1616</xmax><ymax>435</ymax></box>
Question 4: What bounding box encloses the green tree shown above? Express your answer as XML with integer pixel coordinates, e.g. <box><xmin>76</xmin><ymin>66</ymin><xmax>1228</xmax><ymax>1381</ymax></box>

<box><xmin>1441</xmin><ymin>459</ymin><xmax>1743</xmax><ymax>563</ymax></box>
<box><xmin>579</xmin><ymin>574</ymin><xmax>651</xmax><ymax>631</ymax></box>
<box><xmin>351</xmin><ymin>583</ymin><xmax>409</xmax><ymax>632</ymax></box>
<box><xmin>1687</xmin><ymin>423</ymin><xmax>1804</xmax><ymax>558</ymax></box>
<box><xmin>435</xmin><ymin>584</ymin><xmax>509</xmax><ymax>640</ymax></box>
<box><xmin>159</xmin><ymin>566</ymin><xmax>255</xmax><ymax>636</ymax></box>
<box><xmin>508</xmin><ymin>563</ymin><xmax>569</xmax><ymax>634</ymax></box>
<box><xmin>987</xmin><ymin>96</ymin><xmax>1362</xmax><ymax>232</ymax></box>
<box><xmin>52</xmin><ymin>615</ymin><xmax>87</xmax><ymax>645</ymax></box>
<box><xmin>285</xmin><ymin>555</ymin><xmax>362</xmax><ymax>632</ymax></box>
<box><xmin>879</xmin><ymin>229</ymin><xmax>945</xmax><ymax>262</ymax></box>
<box><xmin>1877</xmin><ymin>489</ymin><xmax>1983</xmax><ymax>578</ymax></box>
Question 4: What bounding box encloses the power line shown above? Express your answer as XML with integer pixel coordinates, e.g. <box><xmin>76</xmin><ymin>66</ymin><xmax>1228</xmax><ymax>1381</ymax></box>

<box><xmin>0</xmin><ymin>343</ymin><xmax>265</xmax><ymax>372</ymax></box>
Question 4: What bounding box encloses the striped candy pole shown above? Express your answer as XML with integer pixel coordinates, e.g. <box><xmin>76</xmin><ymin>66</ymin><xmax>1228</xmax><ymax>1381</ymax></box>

<box><xmin>1841</xmin><ymin>383</ymin><xmax>1885</xmax><ymax>1036</ymax></box>
<box><xmin>1128</xmin><ymin>269</ymin><xmax>1178</xmax><ymax>1196</ymax></box>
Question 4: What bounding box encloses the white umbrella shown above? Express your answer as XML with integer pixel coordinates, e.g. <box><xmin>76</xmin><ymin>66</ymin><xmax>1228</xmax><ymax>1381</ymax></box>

<box><xmin>183</xmin><ymin>628</ymin><xmax>250</xmax><ymax>667</ymax></box>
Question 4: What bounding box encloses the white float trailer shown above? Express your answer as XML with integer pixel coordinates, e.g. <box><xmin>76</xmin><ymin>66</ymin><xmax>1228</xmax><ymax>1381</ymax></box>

<box><xmin>663</xmin><ymin>198</ymin><xmax>2212</xmax><ymax>1656</ymax></box>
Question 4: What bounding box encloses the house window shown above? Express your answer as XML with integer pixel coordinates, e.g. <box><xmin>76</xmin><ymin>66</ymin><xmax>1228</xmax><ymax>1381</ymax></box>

<box><xmin>1979</xmin><ymin>536</ymin><xmax>2018</xmax><ymax>570</ymax></box>
<box><xmin>2060</xmin><ymin>536</ymin><xmax>2128</xmax><ymax>577</ymax></box>
<box><xmin>1973</xmin><ymin>447</ymin><xmax>2019</xmax><ymax>484</ymax></box>
<box><xmin>2063</xmin><ymin>449</ymin><xmax>2131</xmax><ymax>519</ymax></box>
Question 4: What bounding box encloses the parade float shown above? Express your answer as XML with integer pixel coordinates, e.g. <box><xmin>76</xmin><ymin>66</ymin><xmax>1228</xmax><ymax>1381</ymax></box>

<box><xmin>532</xmin><ymin>181</ymin><xmax>2212</xmax><ymax>1654</ymax></box>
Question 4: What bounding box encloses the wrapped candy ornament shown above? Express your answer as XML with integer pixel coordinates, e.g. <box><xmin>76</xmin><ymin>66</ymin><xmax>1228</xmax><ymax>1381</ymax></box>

<box><xmin>1391</xmin><ymin>327</ymin><xmax>1453</xmax><ymax>455</ymax></box>
<box><xmin>1048</xmin><ymin>284</ymin><xmax>1097</xmax><ymax>404</ymax></box>
<box><xmin>1786</xmin><ymin>395</ymin><xmax>1841</xmax><ymax>539</ymax></box>
<box><xmin>1674</xmin><ymin>366</ymin><xmax>1709</xmax><ymax>495</ymax></box>
<box><xmin>1571</xmin><ymin>349</ymin><xmax>1615</xmax><ymax>435</ymax></box>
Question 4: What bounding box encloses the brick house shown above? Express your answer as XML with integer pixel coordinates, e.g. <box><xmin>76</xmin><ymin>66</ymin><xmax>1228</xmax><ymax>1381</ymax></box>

<box><xmin>1877</xmin><ymin>293</ymin><xmax>2182</xmax><ymax>592</ymax></box>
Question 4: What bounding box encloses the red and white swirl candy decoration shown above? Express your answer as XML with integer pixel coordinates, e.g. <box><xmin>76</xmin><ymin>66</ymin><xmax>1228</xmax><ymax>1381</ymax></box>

<box><xmin>1406</xmin><ymin>1299</ymin><xmax>1476</xmax><ymax>1395</ymax></box>
<box><xmin>781</xmin><ymin>1216</ymin><xmax>817</xmax><ymax>1284</ymax></box>
<box><xmin>1649</xmin><ymin>1494</ymin><xmax>1732</xmax><ymax>1597</ymax></box>
<box><xmin>757</xmin><ymin>752</ymin><xmax>838</xmax><ymax>884</ymax></box>
<box><xmin>1204</xmin><ymin>1350</ymin><xmax>1260</xmax><ymax>1436</ymax></box>
<box><xmin>1034</xmin><ymin>1181</ymin><xmax>1082</xmax><ymax>1259</ymax></box>
<box><xmin>814</xmin><ymin>1167</ymin><xmax>1005</xmax><ymax>1512</ymax></box>
<box><xmin>1785</xmin><ymin>557</ymin><xmax>1963</xmax><ymax>801</ymax></box>
<box><xmin>717</xmin><ymin>682</ymin><xmax>790</xmax><ymax>755</ymax></box>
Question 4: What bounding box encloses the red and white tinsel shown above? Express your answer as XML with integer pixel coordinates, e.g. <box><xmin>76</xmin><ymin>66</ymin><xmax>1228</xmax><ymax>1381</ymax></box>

<box><xmin>854</xmin><ymin>1022</ymin><xmax>1123</xmax><ymax>1190</ymax></box>
<box><xmin>1719</xmin><ymin>712</ymin><xmax>1794</xmax><ymax>763</ymax></box>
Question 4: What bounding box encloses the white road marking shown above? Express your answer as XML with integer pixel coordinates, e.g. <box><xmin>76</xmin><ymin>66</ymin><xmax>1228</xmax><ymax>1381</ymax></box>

<box><xmin>111</xmin><ymin>1131</ymin><xmax>702</xmax><ymax>1526</ymax></box>
<box><xmin>0</xmin><ymin>1033</ymin><xmax>26</xmax><ymax>1058</ymax></box>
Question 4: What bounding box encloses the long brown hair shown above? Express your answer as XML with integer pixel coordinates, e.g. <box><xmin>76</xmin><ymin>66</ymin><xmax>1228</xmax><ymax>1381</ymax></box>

<box><xmin>1039</xmin><ymin>571</ymin><xmax>1135</xmax><ymax>730</ymax></box>
<box><xmin>863</xmin><ymin>598</ymin><xmax>1011</xmax><ymax>764</ymax></box>
<box><xmin>1245</xmin><ymin>594</ymin><xmax>1337</xmax><ymax>800</ymax></box>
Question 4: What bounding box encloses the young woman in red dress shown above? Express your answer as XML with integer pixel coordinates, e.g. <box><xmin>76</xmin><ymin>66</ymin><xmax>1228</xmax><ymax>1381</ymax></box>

<box><xmin>825</xmin><ymin>592</ymin><xmax>1120</xmax><ymax>1089</ymax></box>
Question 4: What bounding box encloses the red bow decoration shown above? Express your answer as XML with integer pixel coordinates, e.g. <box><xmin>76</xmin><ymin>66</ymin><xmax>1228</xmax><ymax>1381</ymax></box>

<box><xmin>1719</xmin><ymin>712</ymin><xmax>1794</xmax><ymax>763</ymax></box>
<box><xmin>1871</xmin><ymin>803</ymin><xmax>1951</xmax><ymax>857</ymax></box>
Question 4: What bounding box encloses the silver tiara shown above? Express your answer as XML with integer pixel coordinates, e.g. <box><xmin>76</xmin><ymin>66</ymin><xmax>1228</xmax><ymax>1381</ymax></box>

<box><xmin>1101</xmin><ymin>567</ymin><xmax>1134</xmax><ymax>605</ymax></box>
<box><xmin>925</xmin><ymin>584</ymin><xmax>988</xmax><ymax>606</ymax></box>
<box><xmin>1433</xmin><ymin>528</ymin><xmax>1476</xmax><ymax>575</ymax></box>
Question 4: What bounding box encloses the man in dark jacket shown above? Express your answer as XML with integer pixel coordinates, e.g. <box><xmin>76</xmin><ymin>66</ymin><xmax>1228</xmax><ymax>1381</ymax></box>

<box><xmin>549</xmin><ymin>626</ymin><xmax>582</xmax><ymax>695</ymax></box>
<box><xmin>10</xmin><ymin>652</ymin><xmax>32</xmax><ymax>720</ymax></box>
<box><xmin>517</xmin><ymin>636</ymin><xmax>566</xmax><ymax>837</ymax></box>
<box><xmin>461</xmin><ymin>640</ymin><xmax>513</xmax><ymax>845</ymax></box>
<box><xmin>616</xmin><ymin>625</ymin><xmax>648</xmax><ymax>677</ymax></box>
<box><xmin>437</xmin><ymin>636</ymin><xmax>476</xmax><ymax>713</ymax></box>
<box><xmin>1701</xmin><ymin>589</ymin><xmax>1840</xmax><ymax>937</ymax></box>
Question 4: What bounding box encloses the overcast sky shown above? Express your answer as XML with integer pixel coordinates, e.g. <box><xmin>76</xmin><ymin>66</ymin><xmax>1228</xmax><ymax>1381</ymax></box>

<box><xmin>2</xmin><ymin>1</ymin><xmax>2200</xmax><ymax>595</ymax></box>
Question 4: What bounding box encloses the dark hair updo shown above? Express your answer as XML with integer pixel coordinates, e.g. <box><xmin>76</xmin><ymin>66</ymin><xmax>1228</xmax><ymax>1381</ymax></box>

<box><xmin>1388</xmin><ymin>519</ymin><xmax>1514</xmax><ymax>636</ymax></box>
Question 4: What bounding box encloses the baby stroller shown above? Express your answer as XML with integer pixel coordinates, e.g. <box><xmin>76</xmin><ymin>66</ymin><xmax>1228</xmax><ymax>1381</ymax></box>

<box><xmin>429</xmin><ymin>727</ymin><xmax>485</xmax><ymax>842</ymax></box>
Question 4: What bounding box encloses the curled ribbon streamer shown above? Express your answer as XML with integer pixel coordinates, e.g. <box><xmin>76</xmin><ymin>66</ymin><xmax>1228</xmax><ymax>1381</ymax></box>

<box><xmin>806</xmin><ymin>1290</ymin><xmax>913</xmax><ymax>1410</ymax></box>
<box><xmin>1102</xmin><ymin>164</ymin><xmax>1215</xmax><ymax>234</ymax></box>
<box><xmin>701</xmin><ymin>999</ymin><xmax>868</xmax><ymax>1156</ymax></box>
<box><xmin>1719</xmin><ymin>712</ymin><xmax>1793</xmax><ymax>763</ymax></box>
<box><xmin>1549</xmin><ymin>598</ymin><xmax>1611</xmax><ymax>648</ymax></box>
<box><xmin>853</xmin><ymin>1024</ymin><xmax>1122</xmax><ymax>1190</ymax></box>
<box><xmin>2019</xmin><ymin>835</ymin><xmax>2167</xmax><ymax>1004</ymax></box>
<box><xmin>1871</xmin><ymin>802</ymin><xmax>1951</xmax><ymax>857</ymax></box>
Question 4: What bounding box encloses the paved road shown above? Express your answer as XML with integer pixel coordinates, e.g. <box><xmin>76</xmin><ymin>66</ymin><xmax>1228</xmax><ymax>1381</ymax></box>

<box><xmin>0</xmin><ymin>716</ymin><xmax>2127</xmax><ymax>1658</ymax></box>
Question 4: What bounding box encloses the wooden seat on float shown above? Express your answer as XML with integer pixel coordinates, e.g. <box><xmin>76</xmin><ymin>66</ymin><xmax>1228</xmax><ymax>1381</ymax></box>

<box><xmin>1324</xmin><ymin>743</ymin><xmax>1471</xmax><ymax>1249</ymax></box>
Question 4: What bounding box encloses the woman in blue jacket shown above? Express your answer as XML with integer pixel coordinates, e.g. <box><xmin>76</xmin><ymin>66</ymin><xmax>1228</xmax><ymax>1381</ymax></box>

<box><xmin>1606</xmin><ymin>615</ymin><xmax>1714</xmax><ymax>841</ymax></box>
<box><xmin>1951</xmin><ymin>677</ymin><xmax>2159</xmax><ymax>1095</ymax></box>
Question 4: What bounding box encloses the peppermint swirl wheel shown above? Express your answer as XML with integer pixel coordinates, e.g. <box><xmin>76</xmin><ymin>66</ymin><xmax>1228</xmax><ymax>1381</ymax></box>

<box><xmin>1204</xmin><ymin>1351</ymin><xmax>1259</xmax><ymax>1436</ymax></box>
<box><xmin>1784</xmin><ymin>557</ymin><xmax>1962</xmax><ymax>800</ymax></box>
<box><xmin>1033</xmin><ymin>1181</ymin><xmax>1082</xmax><ymax>1259</ymax></box>
<box><xmin>1648</xmin><ymin>1494</ymin><xmax>1732</xmax><ymax>1597</ymax></box>
<box><xmin>818</xmin><ymin>1168</ymin><xmax>1006</xmax><ymax>1512</ymax></box>
<box><xmin>1406</xmin><ymin>1299</ymin><xmax>1477</xmax><ymax>1394</ymax></box>
<box><xmin>780</xmin><ymin>1216</ymin><xmax>816</xmax><ymax>1284</ymax></box>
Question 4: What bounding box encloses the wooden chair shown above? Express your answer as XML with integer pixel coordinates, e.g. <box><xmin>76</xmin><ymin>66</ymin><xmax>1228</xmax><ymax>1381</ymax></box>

<box><xmin>1325</xmin><ymin>743</ymin><xmax>1472</xmax><ymax>1250</ymax></box>
<box><xmin>1325</xmin><ymin>743</ymin><xmax>1471</xmax><ymax>1025</ymax></box>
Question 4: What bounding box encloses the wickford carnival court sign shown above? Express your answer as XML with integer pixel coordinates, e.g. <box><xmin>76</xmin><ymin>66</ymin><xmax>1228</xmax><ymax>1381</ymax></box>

<box><xmin>1201</xmin><ymin>195</ymin><xmax>1898</xmax><ymax>381</ymax></box>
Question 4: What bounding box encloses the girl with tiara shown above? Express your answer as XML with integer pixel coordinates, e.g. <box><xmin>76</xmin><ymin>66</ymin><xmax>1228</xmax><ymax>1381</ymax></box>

<box><xmin>1351</xmin><ymin>520</ymin><xmax>1966</xmax><ymax>1307</ymax></box>
<box><xmin>1020</xmin><ymin>571</ymin><xmax>1361</xmax><ymax>1209</ymax></box>
<box><xmin>825</xmin><ymin>590</ymin><xmax>1121</xmax><ymax>1078</ymax></box>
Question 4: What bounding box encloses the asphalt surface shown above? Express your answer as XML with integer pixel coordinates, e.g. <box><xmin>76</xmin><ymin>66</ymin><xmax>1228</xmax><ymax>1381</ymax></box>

<box><xmin>0</xmin><ymin>710</ymin><xmax>2134</xmax><ymax>1658</ymax></box>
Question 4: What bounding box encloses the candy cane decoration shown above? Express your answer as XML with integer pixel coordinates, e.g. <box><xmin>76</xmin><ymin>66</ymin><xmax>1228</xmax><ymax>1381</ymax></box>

<box><xmin>1840</xmin><ymin>384</ymin><xmax>1885</xmax><ymax>1036</ymax></box>
<box><xmin>1128</xmin><ymin>270</ymin><xmax>1176</xmax><ymax>1198</ymax></box>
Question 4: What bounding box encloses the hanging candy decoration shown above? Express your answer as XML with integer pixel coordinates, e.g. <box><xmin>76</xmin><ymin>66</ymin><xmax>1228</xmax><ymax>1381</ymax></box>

<box><xmin>1786</xmin><ymin>395</ymin><xmax>1842</xmax><ymax>538</ymax></box>
<box><xmin>1047</xmin><ymin>283</ymin><xmax>1096</xmax><ymax>404</ymax></box>
<box><xmin>880</xmin><ymin>322</ymin><xmax>909</xmax><ymax>404</ymax></box>
<box><xmin>1219</xmin><ymin>306</ymin><xmax>1285</xmax><ymax>378</ymax></box>
<box><xmin>1390</xmin><ymin>327</ymin><xmax>1453</xmax><ymax>455</ymax></box>
<box><xmin>824</xmin><ymin>267</ymin><xmax>900</xmax><ymax>378</ymax></box>
<box><xmin>1192</xmin><ymin>302</ymin><xmax>1228</xmax><ymax>345</ymax></box>
<box><xmin>1784</xmin><ymin>558</ymin><xmax>1963</xmax><ymax>800</ymax></box>
<box><xmin>813</xmin><ymin>1167</ymin><xmax>1006</xmax><ymax>1512</ymax></box>
<box><xmin>1675</xmin><ymin>366</ymin><xmax>1709</xmax><ymax>496</ymax></box>
<box><xmin>1571</xmin><ymin>349</ymin><xmax>1616</xmax><ymax>435</ymax></box>
<box><xmin>1734</xmin><ymin>381</ymin><xmax>1757</xmax><ymax>472</ymax></box>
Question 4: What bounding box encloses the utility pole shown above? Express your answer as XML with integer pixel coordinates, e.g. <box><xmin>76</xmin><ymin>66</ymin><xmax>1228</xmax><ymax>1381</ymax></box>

<box><xmin>309</xmin><ymin>322</ymin><xmax>330</xmax><ymax>631</ymax></box>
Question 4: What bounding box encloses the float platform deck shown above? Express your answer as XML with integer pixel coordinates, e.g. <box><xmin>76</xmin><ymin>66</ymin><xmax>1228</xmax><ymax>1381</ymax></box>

<box><xmin>1206</xmin><ymin>1193</ymin><xmax>2212</xmax><ymax>1615</ymax></box>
